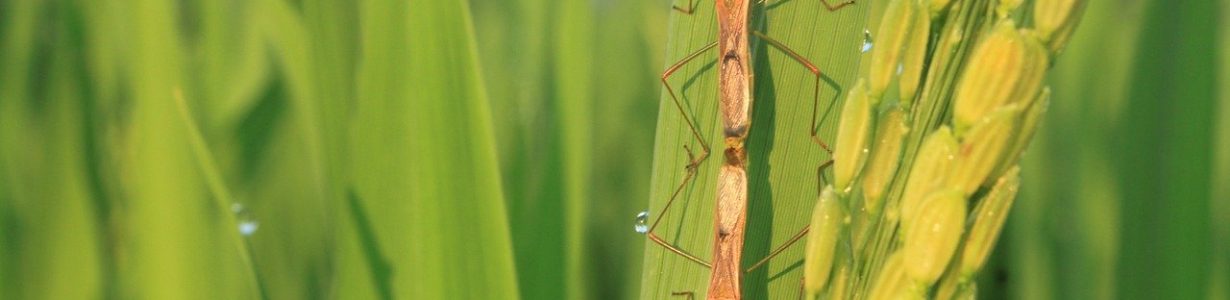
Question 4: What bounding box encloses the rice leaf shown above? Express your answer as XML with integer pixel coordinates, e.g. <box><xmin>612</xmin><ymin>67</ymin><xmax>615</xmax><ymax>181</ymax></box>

<box><xmin>343</xmin><ymin>0</ymin><xmax>520</xmax><ymax>298</ymax></box>
<box><xmin>639</xmin><ymin>2</ymin><xmax>870</xmax><ymax>298</ymax></box>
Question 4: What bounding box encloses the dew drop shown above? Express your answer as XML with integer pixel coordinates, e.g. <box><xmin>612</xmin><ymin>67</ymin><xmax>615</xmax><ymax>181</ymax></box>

<box><xmin>861</xmin><ymin>29</ymin><xmax>874</xmax><ymax>53</ymax></box>
<box><xmin>231</xmin><ymin>202</ymin><xmax>259</xmax><ymax>236</ymax></box>
<box><xmin>238</xmin><ymin>220</ymin><xmax>260</xmax><ymax>236</ymax></box>
<box><xmin>897</xmin><ymin>63</ymin><xmax>904</xmax><ymax>75</ymax></box>
<box><xmin>634</xmin><ymin>211</ymin><xmax>650</xmax><ymax>234</ymax></box>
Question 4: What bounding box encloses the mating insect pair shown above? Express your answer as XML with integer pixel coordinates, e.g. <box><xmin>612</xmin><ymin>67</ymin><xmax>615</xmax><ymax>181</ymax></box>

<box><xmin>638</xmin><ymin>0</ymin><xmax>857</xmax><ymax>299</ymax></box>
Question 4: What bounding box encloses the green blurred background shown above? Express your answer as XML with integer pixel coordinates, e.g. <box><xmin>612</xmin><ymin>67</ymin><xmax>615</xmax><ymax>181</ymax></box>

<box><xmin>0</xmin><ymin>0</ymin><xmax>1225</xmax><ymax>299</ymax></box>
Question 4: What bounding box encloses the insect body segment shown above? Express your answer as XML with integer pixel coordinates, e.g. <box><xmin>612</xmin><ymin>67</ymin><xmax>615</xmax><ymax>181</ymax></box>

<box><xmin>643</xmin><ymin>0</ymin><xmax>855</xmax><ymax>299</ymax></box>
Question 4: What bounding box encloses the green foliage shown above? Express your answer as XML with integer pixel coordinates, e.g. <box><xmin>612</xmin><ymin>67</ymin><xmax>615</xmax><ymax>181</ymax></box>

<box><xmin>638</xmin><ymin>2</ymin><xmax>870</xmax><ymax>299</ymax></box>
<box><xmin>470</xmin><ymin>0</ymin><xmax>670</xmax><ymax>298</ymax></box>
<box><xmin>0</xmin><ymin>0</ymin><xmax>1226</xmax><ymax>299</ymax></box>
<box><xmin>343</xmin><ymin>0</ymin><xmax>519</xmax><ymax>298</ymax></box>
<box><xmin>997</xmin><ymin>0</ymin><xmax>1227</xmax><ymax>299</ymax></box>
<box><xmin>0</xmin><ymin>0</ymin><xmax>517</xmax><ymax>298</ymax></box>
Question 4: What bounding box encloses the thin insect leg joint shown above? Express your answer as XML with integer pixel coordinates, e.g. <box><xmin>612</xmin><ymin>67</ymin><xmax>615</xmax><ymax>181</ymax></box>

<box><xmin>673</xmin><ymin>0</ymin><xmax>696</xmax><ymax>14</ymax></box>
<box><xmin>819</xmin><ymin>0</ymin><xmax>857</xmax><ymax>12</ymax></box>
<box><xmin>671</xmin><ymin>291</ymin><xmax>696</xmax><ymax>300</ymax></box>
<box><xmin>750</xmin><ymin>31</ymin><xmax>837</xmax><ymax>155</ymax></box>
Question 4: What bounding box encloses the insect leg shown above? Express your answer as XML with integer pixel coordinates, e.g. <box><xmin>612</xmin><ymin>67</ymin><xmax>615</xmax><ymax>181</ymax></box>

<box><xmin>671</xmin><ymin>291</ymin><xmax>696</xmax><ymax>300</ymax></box>
<box><xmin>645</xmin><ymin>42</ymin><xmax>720</xmax><ymax>269</ymax></box>
<box><xmin>819</xmin><ymin>0</ymin><xmax>856</xmax><ymax>11</ymax></box>
<box><xmin>743</xmin><ymin>31</ymin><xmax>844</xmax><ymax>273</ymax></box>
<box><xmin>673</xmin><ymin>0</ymin><xmax>696</xmax><ymax>14</ymax></box>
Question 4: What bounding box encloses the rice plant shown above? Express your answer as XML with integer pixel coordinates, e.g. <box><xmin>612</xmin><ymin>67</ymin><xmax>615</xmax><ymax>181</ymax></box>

<box><xmin>801</xmin><ymin>0</ymin><xmax>1086</xmax><ymax>298</ymax></box>
<box><xmin>0</xmin><ymin>0</ymin><xmax>1224</xmax><ymax>299</ymax></box>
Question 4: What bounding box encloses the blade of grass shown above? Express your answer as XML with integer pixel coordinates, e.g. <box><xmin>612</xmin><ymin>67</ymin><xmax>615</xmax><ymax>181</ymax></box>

<box><xmin>294</xmin><ymin>0</ymin><xmax>360</xmax><ymax>297</ymax></box>
<box><xmin>67</xmin><ymin>0</ymin><xmax>131</xmax><ymax>297</ymax></box>
<box><xmin>121</xmin><ymin>0</ymin><xmax>252</xmax><ymax>298</ymax></box>
<box><xmin>173</xmin><ymin>89</ymin><xmax>267</xmax><ymax>299</ymax></box>
<box><xmin>251</xmin><ymin>4</ymin><xmax>341</xmax><ymax>298</ymax></box>
<box><xmin>471</xmin><ymin>0</ymin><xmax>671</xmax><ymax>298</ymax></box>
<box><xmin>302</xmin><ymin>0</ymin><xmax>358</xmax><ymax>229</ymax></box>
<box><xmin>1213</xmin><ymin>1</ymin><xmax>1230</xmax><ymax>298</ymax></box>
<box><xmin>468</xmin><ymin>0</ymin><xmax>562</xmax><ymax>298</ymax></box>
<box><xmin>256</xmin><ymin>0</ymin><xmax>327</xmax><ymax>193</ymax></box>
<box><xmin>0</xmin><ymin>5</ymin><xmax>103</xmax><ymax>297</ymax></box>
<box><xmin>1011</xmin><ymin>0</ymin><xmax>1219</xmax><ymax>298</ymax></box>
<box><xmin>0</xmin><ymin>0</ymin><xmax>42</xmax><ymax>294</ymax></box>
<box><xmin>639</xmin><ymin>2</ymin><xmax>869</xmax><ymax>298</ymax></box>
<box><xmin>553</xmin><ymin>0</ymin><xmax>594</xmax><ymax>299</ymax></box>
<box><xmin>1115</xmin><ymin>0</ymin><xmax>1215</xmax><ymax>298</ymax></box>
<box><xmin>1005</xmin><ymin>0</ymin><xmax>1146</xmax><ymax>298</ymax></box>
<box><xmin>196</xmin><ymin>0</ymin><xmax>269</xmax><ymax>127</ymax></box>
<box><xmin>343</xmin><ymin>0</ymin><xmax>520</xmax><ymax>298</ymax></box>
<box><xmin>588</xmin><ymin>2</ymin><xmax>670</xmax><ymax>299</ymax></box>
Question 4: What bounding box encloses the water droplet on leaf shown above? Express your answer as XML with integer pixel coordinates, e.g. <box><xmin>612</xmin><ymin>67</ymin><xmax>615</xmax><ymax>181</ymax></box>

<box><xmin>634</xmin><ymin>211</ymin><xmax>650</xmax><ymax>234</ymax></box>
<box><xmin>861</xmin><ymin>29</ymin><xmax>874</xmax><ymax>53</ymax></box>
<box><xmin>231</xmin><ymin>202</ymin><xmax>259</xmax><ymax>236</ymax></box>
<box><xmin>238</xmin><ymin>220</ymin><xmax>259</xmax><ymax>236</ymax></box>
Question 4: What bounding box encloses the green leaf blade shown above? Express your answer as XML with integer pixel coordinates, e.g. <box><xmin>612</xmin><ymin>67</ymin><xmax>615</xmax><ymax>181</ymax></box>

<box><xmin>344</xmin><ymin>0</ymin><xmax>519</xmax><ymax>298</ymax></box>
<box><xmin>640</xmin><ymin>2</ymin><xmax>870</xmax><ymax>299</ymax></box>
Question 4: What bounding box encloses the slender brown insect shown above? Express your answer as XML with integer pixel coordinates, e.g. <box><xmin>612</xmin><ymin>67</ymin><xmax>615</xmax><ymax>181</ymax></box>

<box><xmin>638</xmin><ymin>0</ymin><xmax>854</xmax><ymax>299</ymax></box>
